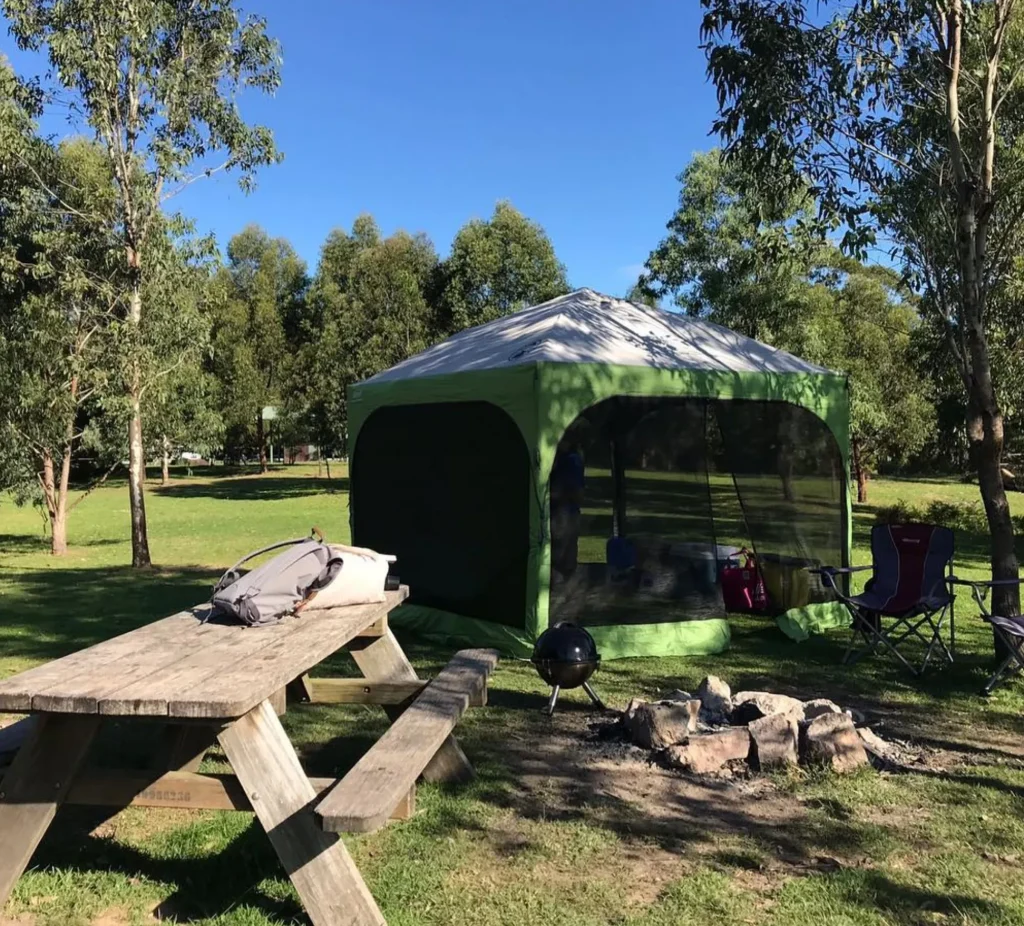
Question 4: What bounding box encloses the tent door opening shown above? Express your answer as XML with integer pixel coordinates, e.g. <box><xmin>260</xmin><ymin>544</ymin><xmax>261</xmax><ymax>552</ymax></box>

<box><xmin>548</xmin><ymin>396</ymin><xmax>846</xmax><ymax>628</ymax></box>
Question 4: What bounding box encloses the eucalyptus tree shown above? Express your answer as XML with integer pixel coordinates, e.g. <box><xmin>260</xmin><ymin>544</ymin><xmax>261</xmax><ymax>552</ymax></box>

<box><xmin>702</xmin><ymin>0</ymin><xmax>1024</xmax><ymax>621</ymax></box>
<box><xmin>5</xmin><ymin>0</ymin><xmax>282</xmax><ymax>565</ymax></box>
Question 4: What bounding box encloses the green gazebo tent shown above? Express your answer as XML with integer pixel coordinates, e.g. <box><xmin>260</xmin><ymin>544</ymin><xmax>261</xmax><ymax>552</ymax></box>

<box><xmin>348</xmin><ymin>288</ymin><xmax>850</xmax><ymax>658</ymax></box>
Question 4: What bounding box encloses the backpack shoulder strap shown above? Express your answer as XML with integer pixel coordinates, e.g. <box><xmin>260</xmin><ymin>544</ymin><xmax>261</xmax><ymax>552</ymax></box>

<box><xmin>212</xmin><ymin>536</ymin><xmax>311</xmax><ymax>596</ymax></box>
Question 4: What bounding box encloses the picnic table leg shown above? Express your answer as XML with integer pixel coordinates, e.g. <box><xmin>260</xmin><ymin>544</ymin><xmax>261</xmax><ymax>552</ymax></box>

<box><xmin>0</xmin><ymin>714</ymin><xmax>100</xmax><ymax>908</ymax></box>
<box><xmin>287</xmin><ymin>673</ymin><xmax>315</xmax><ymax>705</ymax></box>
<box><xmin>155</xmin><ymin>724</ymin><xmax>220</xmax><ymax>774</ymax></box>
<box><xmin>218</xmin><ymin>699</ymin><xmax>385</xmax><ymax>926</ymax></box>
<box><xmin>348</xmin><ymin>629</ymin><xmax>474</xmax><ymax>785</ymax></box>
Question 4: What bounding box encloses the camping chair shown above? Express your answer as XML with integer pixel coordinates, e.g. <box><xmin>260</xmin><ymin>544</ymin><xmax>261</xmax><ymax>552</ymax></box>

<box><xmin>817</xmin><ymin>523</ymin><xmax>956</xmax><ymax>676</ymax></box>
<box><xmin>948</xmin><ymin>576</ymin><xmax>1024</xmax><ymax>695</ymax></box>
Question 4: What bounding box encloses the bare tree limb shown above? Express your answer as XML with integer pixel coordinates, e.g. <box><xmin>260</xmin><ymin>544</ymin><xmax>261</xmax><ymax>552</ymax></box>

<box><xmin>68</xmin><ymin>460</ymin><xmax>122</xmax><ymax>512</ymax></box>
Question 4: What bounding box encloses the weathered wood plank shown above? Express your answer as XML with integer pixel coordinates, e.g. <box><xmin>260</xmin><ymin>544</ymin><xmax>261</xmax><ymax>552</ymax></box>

<box><xmin>286</xmin><ymin>674</ymin><xmax>314</xmax><ymax>705</ymax></box>
<box><xmin>349</xmin><ymin>629</ymin><xmax>475</xmax><ymax>785</ymax></box>
<box><xmin>309</xmin><ymin>679</ymin><xmax>426</xmax><ymax>705</ymax></box>
<box><xmin>317</xmin><ymin>649</ymin><xmax>498</xmax><ymax>834</ymax></box>
<box><xmin>219</xmin><ymin>700</ymin><xmax>385</xmax><ymax>926</ymax></box>
<box><xmin>165</xmin><ymin>591</ymin><xmax>408</xmax><ymax>719</ymax></box>
<box><xmin>65</xmin><ymin>770</ymin><xmax>415</xmax><ymax>819</ymax></box>
<box><xmin>0</xmin><ymin>714</ymin><xmax>100</xmax><ymax>907</ymax></box>
<box><xmin>269</xmin><ymin>687</ymin><xmax>287</xmax><ymax>716</ymax></box>
<box><xmin>30</xmin><ymin>610</ymin><xmax>229</xmax><ymax>714</ymax></box>
<box><xmin>0</xmin><ymin>591</ymin><xmax>407</xmax><ymax>719</ymax></box>
<box><xmin>96</xmin><ymin>615</ymin><xmax>314</xmax><ymax>717</ymax></box>
<box><xmin>357</xmin><ymin>612</ymin><xmax>388</xmax><ymax>638</ymax></box>
<box><xmin>391</xmin><ymin>784</ymin><xmax>415</xmax><ymax>820</ymax></box>
<box><xmin>154</xmin><ymin>724</ymin><xmax>220</xmax><ymax>774</ymax></box>
<box><xmin>0</xmin><ymin>608</ymin><xmax>213</xmax><ymax>712</ymax></box>
<box><xmin>0</xmin><ymin>716</ymin><xmax>36</xmax><ymax>763</ymax></box>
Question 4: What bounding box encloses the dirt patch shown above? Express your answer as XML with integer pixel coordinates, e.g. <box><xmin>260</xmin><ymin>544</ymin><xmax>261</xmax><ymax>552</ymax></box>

<box><xmin>480</xmin><ymin>710</ymin><xmax>827</xmax><ymax>863</ymax></box>
<box><xmin>448</xmin><ymin>808</ymin><xmax>692</xmax><ymax>909</ymax></box>
<box><xmin>91</xmin><ymin>908</ymin><xmax>161</xmax><ymax>926</ymax></box>
<box><xmin>91</xmin><ymin>909</ymin><xmax>131</xmax><ymax>926</ymax></box>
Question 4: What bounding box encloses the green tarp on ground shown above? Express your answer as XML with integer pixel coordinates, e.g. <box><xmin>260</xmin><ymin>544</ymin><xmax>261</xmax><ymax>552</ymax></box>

<box><xmin>776</xmin><ymin>601</ymin><xmax>850</xmax><ymax>642</ymax></box>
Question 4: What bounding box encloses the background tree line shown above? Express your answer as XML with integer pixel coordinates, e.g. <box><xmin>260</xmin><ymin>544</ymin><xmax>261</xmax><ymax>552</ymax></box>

<box><xmin>0</xmin><ymin>47</ymin><xmax>570</xmax><ymax>560</ymax></box>
<box><xmin>4</xmin><ymin>0</ymin><xmax>1023</xmax><ymax>647</ymax></box>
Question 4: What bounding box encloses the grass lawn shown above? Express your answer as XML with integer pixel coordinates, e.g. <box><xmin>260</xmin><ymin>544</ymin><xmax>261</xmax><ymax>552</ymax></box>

<box><xmin>2</xmin><ymin>467</ymin><xmax>1024</xmax><ymax>925</ymax></box>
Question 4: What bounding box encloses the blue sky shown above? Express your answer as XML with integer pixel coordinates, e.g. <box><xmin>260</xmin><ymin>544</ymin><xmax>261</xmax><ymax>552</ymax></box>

<box><xmin>0</xmin><ymin>1</ymin><xmax>718</xmax><ymax>296</ymax></box>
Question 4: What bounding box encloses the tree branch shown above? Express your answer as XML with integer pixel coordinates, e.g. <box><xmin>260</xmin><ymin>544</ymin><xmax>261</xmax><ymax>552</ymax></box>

<box><xmin>160</xmin><ymin>159</ymin><xmax>232</xmax><ymax>201</ymax></box>
<box><xmin>68</xmin><ymin>460</ymin><xmax>122</xmax><ymax>512</ymax></box>
<box><xmin>138</xmin><ymin>352</ymin><xmax>190</xmax><ymax>400</ymax></box>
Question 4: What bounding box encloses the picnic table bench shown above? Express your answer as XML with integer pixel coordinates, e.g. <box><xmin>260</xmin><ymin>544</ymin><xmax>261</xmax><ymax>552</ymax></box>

<box><xmin>0</xmin><ymin>588</ymin><xmax>498</xmax><ymax>926</ymax></box>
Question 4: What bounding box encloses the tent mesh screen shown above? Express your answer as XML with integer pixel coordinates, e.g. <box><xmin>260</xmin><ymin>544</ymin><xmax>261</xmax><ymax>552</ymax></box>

<box><xmin>711</xmin><ymin>399</ymin><xmax>846</xmax><ymax>612</ymax></box>
<box><xmin>549</xmin><ymin>397</ymin><xmax>723</xmax><ymax>627</ymax></box>
<box><xmin>352</xmin><ymin>401</ymin><xmax>530</xmax><ymax>628</ymax></box>
<box><xmin>549</xmin><ymin>397</ymin><xmax>845</xmax><ymax>627</ymax></box>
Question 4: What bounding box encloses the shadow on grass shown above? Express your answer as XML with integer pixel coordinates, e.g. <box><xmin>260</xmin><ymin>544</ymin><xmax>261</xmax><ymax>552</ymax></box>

<box><xmin>0</xmin><ymin>535</ymin><xmax>127</xmax><ymax>556</ymax></box>
<box><xmin>819</xmin><ymin>869</ymin><xmax>1011</xmax><ymax>925</ymax></box>
<box><xmin>0</xmin><ymin>534</ymin><xmax>51</xmax><ymax>555</ymax></box>
<box><xmin>33</xmin><ymin>808</ymin><xmax>302</xmax><ymax>924</ymax></box>
<box><xmin>0</xmin><ymin>565</ymin><xmax>215</xmax><ymax>665</ymax></box>
<box><xmin>153</xmin><ymin>475</ymin><xmax>347</xmax><ymax>501</ymax></box>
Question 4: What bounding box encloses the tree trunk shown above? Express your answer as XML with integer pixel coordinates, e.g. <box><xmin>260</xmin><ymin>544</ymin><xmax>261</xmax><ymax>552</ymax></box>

<box><xmin>161</xmin><ymin>435</ymin><xmax>170</xmax><ymax>487</ymax></box>
<box><xmin>127</xmin><ymin>283</ymin><xmax>152</xmax><ymax>568</ymax></box>
<box><xmin>39</xmin><ymin>450</ymin><xmax>68</xmax><ymax>556</ymax></box>
<box><xmin>326</xmin><ymin>456</ymin><xmax>332</xmax><ymax>480</ymax></box>
<box><xmin>966</xmin><ymin>355</ymin><xmax>1019</xmax><ymax>643</ymax></box>
<box><xmin>256</xmin><ymin>410</ymin><xmax>268</xmax><ymax>474</ymax></box>
<box><xmin>944</xmin><ymin>0</ymin><xmax>1017</xmax><ymax>654</ymax></box>
<box><xmin>851</xmin><ymin>438</ymin><xmax>868</xmax><ymax>504</ymax></box>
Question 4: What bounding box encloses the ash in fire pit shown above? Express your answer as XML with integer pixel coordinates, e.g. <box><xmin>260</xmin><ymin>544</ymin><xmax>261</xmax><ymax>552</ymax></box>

<box><xmin>602</xmin><ymin>676</ymin><xmax>901</xmax><ymax>777</ymax></box>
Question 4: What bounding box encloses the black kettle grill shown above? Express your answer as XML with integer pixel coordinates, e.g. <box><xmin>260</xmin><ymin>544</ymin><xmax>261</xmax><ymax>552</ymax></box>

<box><xmin>531</xmin><ymin>622</ymin><xmax>605</xmax><ymax>715</ymax></box>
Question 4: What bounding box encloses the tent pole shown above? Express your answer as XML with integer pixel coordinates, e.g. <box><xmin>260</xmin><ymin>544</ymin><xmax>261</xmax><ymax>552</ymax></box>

<box><xmin>610</xmin><ymin>435</ymin><xmax>627</xmax><ymax>539</ymax></box>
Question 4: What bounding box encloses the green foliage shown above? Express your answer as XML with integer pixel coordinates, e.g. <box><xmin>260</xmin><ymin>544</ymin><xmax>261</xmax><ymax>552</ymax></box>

<box><xmin>638</xmin><ymin>150</ymin><xmax>823</xmax><ymax>344</ymax></box>
<box><xmin>284</xmin><ymin>216</ymin><xmax>440</xmax><ymax>456</ymax></box>
<box><xmin>437</xmin><ymin>201</ymin><xmax>568</xmax><ymax>334</ymax></box>
<box><xmin>347</xmin><ymin>230</ymin><xmax>438</xmax><ymax>376</ymax></box>
<box><xmin>210</xmin><ymin>204</ymin><xmax>568</xmax><ymax>460</ymax></box>
<box><xmin>140</xmin><ymin>229</ymin><xmax>222</xmax><ymax>459</ymax></box>
<box><xmin>641</xmin><ymin>151</ymin><xmax>934</xmax><ymax>476</ymax></box>
<box><xmin>210</xmin><ymin>224</ymin><xmax>307</xmax><ymax>459</ymax></box>
<box><xmin>875</xmin><ymin>498</ymin><xmax>989</xmax><ymax>534</ymax></box>
<box><xmin>0</xmin><ymin>77</ymin><xmax>122</xmax><ymax>514</ymax></box>
<box><xmin>3</xmin><ymin>0</ymin><xmax>284</xmax><ymax>563</ymax></box>
<box><xmin>4</xmin><ymin>0</ymin><xmax>282</xmax><ymax>195</ymax></box>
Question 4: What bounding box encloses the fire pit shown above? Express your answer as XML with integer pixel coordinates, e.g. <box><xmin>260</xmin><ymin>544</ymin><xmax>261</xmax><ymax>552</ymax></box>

<box><xmin>532</xmin><ymin>622</ymin><xmax>605</xmax><ymax>715</ymax></box>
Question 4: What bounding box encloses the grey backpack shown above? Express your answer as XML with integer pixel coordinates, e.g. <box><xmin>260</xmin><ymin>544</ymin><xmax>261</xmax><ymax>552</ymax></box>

<box><xmin>210</xmin><ymin>529</ymin><xmax>342</xmax><ymax>626</ymax></box>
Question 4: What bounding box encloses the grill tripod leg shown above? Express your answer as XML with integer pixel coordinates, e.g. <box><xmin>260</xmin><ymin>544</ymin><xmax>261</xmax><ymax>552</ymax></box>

<box><xmin>544</xmin><ymin>685</ymin><xmax>561</xmax><ymax>716</ymax></box>
<box><xmin>582</xmin><ymin>681</ymin><xmax>605</xmax><ymax>710</ymax></box>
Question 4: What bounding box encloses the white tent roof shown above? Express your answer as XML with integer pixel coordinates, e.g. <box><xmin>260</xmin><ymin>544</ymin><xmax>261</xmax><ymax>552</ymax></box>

<box><xmin>364</xmin><ymin>288</ymin><xmax>832</xmax><ymax>384</ymax></box>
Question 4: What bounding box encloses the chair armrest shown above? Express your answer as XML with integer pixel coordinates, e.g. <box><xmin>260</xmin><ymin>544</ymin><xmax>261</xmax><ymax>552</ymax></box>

<box><xmin>947</xmin><ymin>575</ymin><xmax>1024</xmax><ymax>612</ymax></box>
<box><xmin>949</xmin><ymin>576</ymin><xmax>1024</xmax><ymax>587</ymax></box>
<box><xmin>812</xmin><ymin>564</ymin><xmax>870</xmax><ymax>602</ymax></box>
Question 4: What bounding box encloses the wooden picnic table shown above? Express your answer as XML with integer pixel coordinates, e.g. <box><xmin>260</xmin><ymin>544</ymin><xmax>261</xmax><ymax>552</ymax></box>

<box><xmin>0</xmin><ymin>588</ymin><xmax>498</xmax><ymax>926</ymax></box>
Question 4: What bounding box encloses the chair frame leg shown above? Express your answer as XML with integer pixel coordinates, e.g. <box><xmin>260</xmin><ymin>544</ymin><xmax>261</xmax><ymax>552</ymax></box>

<box><xmin>842</xmin><ymin>601</ymin><xmax>956</xmax><ymax>677</ymax></box>
<box><xmin>843</xmin><ymin>607</ymin><xmax>920</xmax><ymax>676</ymax></box>
<box><xmin>981</xmin><ymin>628</ymin><xmax>1024</xmax><ymax>695</ymax></box>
